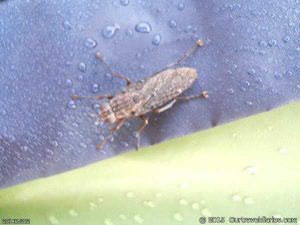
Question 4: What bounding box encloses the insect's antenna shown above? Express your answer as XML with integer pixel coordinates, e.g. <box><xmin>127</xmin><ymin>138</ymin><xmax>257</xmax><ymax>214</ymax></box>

<box><xmin>95</xmin><ymin>52</ymin><xmax>131</xmax><ymax>85</ymax></box>
<box><xmin>71</xmin><ymin>94</ymin><xmax>113</xmax><ymax>101</ymax></box>
<box><xmin>168</xmin><ymin>39</ymin><xmax>204</xmax><ymax>68</ymax></box>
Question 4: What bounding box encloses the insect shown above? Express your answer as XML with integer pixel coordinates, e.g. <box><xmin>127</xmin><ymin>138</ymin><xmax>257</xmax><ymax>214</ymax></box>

<box><xmin>72</xmin><ymin>39</ymin><xmax>208</xmax><ymax>150</ymax></box>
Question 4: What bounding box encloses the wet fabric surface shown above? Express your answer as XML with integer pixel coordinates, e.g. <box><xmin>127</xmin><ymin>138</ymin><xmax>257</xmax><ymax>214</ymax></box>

<box><xmin>0</xmin><ymin>0</ymin><xmax>300</xmax><ymax>188</ymax></box>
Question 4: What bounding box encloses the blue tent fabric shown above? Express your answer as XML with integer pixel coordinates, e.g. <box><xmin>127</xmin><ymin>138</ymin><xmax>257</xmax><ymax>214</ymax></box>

<box><xmin>0</xmin><ymin>0</ymin><xmax>300</xmax><ymax>188</ymax></box>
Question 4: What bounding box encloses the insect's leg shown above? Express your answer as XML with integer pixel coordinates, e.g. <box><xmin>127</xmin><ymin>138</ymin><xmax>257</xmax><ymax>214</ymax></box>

<box><xmin>153</xmin><ymin>99</ymin><xmax>177</xmax><ymax>113</ymax></box>
<box><xmin>135</xmin><ymin>115</ymin><xmax>149</xmax><ymax>150</ymax></box>
<box><xmin>176</xmin><ymin>91</ymin><xmax>209</xmax><ymax>101</ymax></box>
<box><xmin>71</xmin><ymin>94</ymin><xmax>113</xmax><ymax>101</ymax></box>
<box><xmin>96</xmin><ymin>119</ymin><xmax>125</xmax><ymax>150</ymax></box>
<box><xmin>95</xmin><ymin>52</ymin><xmax>132</xmax><ymax>86</ymax></box>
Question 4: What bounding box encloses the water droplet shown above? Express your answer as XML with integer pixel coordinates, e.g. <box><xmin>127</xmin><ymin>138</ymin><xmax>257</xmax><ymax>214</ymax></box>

<box><xmin>120</xmin><ymin>0</ymin><xmax>129</xmax><ymax>6</ymax></box>
<box><xmin>227</xmin><ymin>88</ymin><xmax>234</xmax><ymax>94</ymax></box>
<box><xmin>192</xmin><ymin>202</ymin><xmax>200</xmax><ymax>210</ymax></box>
<box><xmin>126</xmin><ymin>191</ymin><xmax>135</xmax><ymax>198</ymax></box>
<box><xmin>67</xmin><ymin>100</ymin><xmax>76</xmax><ymax>109</ymax></box>
<box><xmin>89</xmin><ymin>202</ymin><xmax>97</xmax><ymax>210</ymax></box>
<box><xmin>258</xmin><ymin>41</ymin><xmax>267</xmax><ymax>47</ymax></box>
<box><xmin>45</xmin><ymin>148</ymin><xmax>54</xmax><ymax>156</ymax></box>
<box><xmin>48</xmin><ymin>215</ymin><xmax>59</xmax><ymax>224</ymax></box>
<box><xmin>278</xmin><ymin>147</ymin><xmax>288</xmax><ymax>155</ymax></box>
<box><xmin>66</xmin><ymin>79</ymin><xmax>73</xmax><ymax>87</ymax></box>
<box><xmin>152</xmin><ymin>34</ymin><xmax>161</xmax><ymax>46</ymax></box>
<box><xmin>179</xmin><ymin>182</ymin><xmax>188</xmax><ymax>189</ymax></box>
<box><xmin>63</xmin><ymin>20</ymin><xmax>72</xmax><ymax>30</ymax></box>
<box><xmin>69</xmin><ymin>209</ymin><xmax>78</xmax><ymax>217</ymax></box>
<box><xmin>155</xmin><ymin>192</ymin><xmax>162</xmax><ymax>198</ymax></box>
<box><xmin>78</xmin><ymin>62</ymin><xmax>86</xmax><ymax>73</ymax></box>
<box><xmin>92</xmin><ymin>83</ymin><xmax>99</xmax><ymax>93</ymax></box>
<box><xmin>177</xmin><ymin>3</ymin><xmax>185</xmax><ymax>11</ymax></box>
<box><xmin>104</xmin><ymin>218</ymin><xmax>114</xmax><ymax>225</ymax></box>
<box><xmin>283</xmin><ymin>36</ymin><xmax>290</xmax><ymax>43</ymax></box>
<box><xmin>168</xmin><ymin>20</ymin><xmax>177</xmax><ymax>28</ymax></box>
<box><xmin>246</xmin><ymin>101</ymin><xmax>253</xmax><ymax>106</ymax></box>
<box><xmin>143</xmin><ymin>200</ymin><xmax>156</xmax><ymax>208</ymax></box>
<box><xmin>232</xmin><ymin>194</ymin><xmax>242</xmax><ymax>202</ymax></box>
<box><xmin>248</xmin><ymin>69</ymin><xmax>256</xmax><ymax>75</ymax></box>
<box><xmin>85</xmin><ymin>38</ymin><xmax>97</xmax><ymax>49</ymax></box>
<box><xmin>135</xmin><ymin>22</ymin><xmax>152</xmax><ymax>33</ymax></box>
<box><xmin>119</xmin><ymin>214</ymin><xmax>127</xmax><ymax>220</ymax></box>
<box><xmin>268</xmin><ymin>39</ymin><xmax>277</xmax><ymax>46</ymax></box>
<box><xmin>245</xmin><ymin>166</ymin><xmax>257</xmax><ymax>175</ymax></box>
<box><xmin>133</xmin><ymin>215</ymin><xmax>144</xmax><ymax>224</ymax></box>
<box><xmin>173</xmin><ymin>213</ymin><xmax>184</xmax><ymax>221</ymax></box>
<box><xmin>103</xmin><ymin>24</ymin><xmax>120</xmax><ymax>39</ymax></box>
<box><xmin>244</xmin><ymin>197</ymin><xmax>254</xmax><ymax>205</ymax></box>
<box><xmin>50</xmin><ymin>140</ymin><xmax>59</xmax><ymax>147</ymax></box>
<box><xmin>20</xmin><ymin>146</ymin><xmax>29</xmax><ymax>152</ymax></box>
<box><xmin>201</xmin><ymin>208</ymin><xmax>212</xmax><ymax>216</ymax></box>
<box><xmin>274</xmin><ymin>73</ymin><xmax>283</xmax><ymax>80</ymax></box>
<box><xmin>179</xmin><ymin>199</ymin><xmax>188</xmax><ymax>206</ymax></box>
<box><xmin>125</xmin><ymin>29</ymin><xmax>134</xmax><ymax>36</ymax></box>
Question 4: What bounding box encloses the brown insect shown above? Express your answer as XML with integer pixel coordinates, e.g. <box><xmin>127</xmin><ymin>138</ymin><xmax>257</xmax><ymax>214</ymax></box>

<box><xmin>72</xmin><ymin>39</ymin><xmax>208</xmax><ymax>150</ymax></box>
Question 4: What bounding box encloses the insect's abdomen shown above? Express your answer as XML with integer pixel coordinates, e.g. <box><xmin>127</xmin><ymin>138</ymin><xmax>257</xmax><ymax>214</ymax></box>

<box><xmin>142</xmin><ymin>67</ymin><xmax>197</xmax><ymax>111</ymax></box>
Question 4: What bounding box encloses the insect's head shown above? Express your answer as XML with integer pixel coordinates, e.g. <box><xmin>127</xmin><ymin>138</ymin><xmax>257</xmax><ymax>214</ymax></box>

<box><xmin>99</xmin><ymin>102</ymin><xmax>117</xmax><ymax>124</ymax></box>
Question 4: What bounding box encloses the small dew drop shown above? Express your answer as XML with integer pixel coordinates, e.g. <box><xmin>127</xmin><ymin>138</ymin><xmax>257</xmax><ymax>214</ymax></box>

<box><xmin>126</xmin><ymin>191</ymin><xmax>135</xmax><ymax>198</ymax></box>
<box><xmin>191</xmin><ymin>202</ymin><xmax>200</xmax><ymax>210</ymax></box>
<box><xmin>119</xmin><ymin>214</ymin><xmax>127</xmax><ymax>220</ymax></box>
<box><xmin>283</xmin><ymin>36</ymin><xmax>290</xmax><ymax>43</ymax></box>
<box><xmin>125</xmin><ymin>29</ymin><xmax>134</xmax><ymax>36</ymax></box>
<box><xmin>179</xmin><ymin>199</ymin><xmax>189</xmax><ymax>206</ymax></box>
<box><xmin>268</xmin><ymin>39</ymin><xmax>277</xmax><ymax>46</ymax></box>
<box><xmin>168</xmin><ymin>20</ymin><xmax>177</xmax><ymax>28</ymax></box>
<box><xmin>177</xmin><ymin>3</ymin><xmax>185</xmax><ymax>11</ymax></box>
<box><xmin>67</xmin><ymin>100</ymin><xmax>76</xmax><ymax>110</ymax></box>
<box><xmin>78</xmin><ymin>62</ymin><xmax>86</xmax><ymax>73</ymax></box>
<box><xmin>48</xmin><ymin>215</ymin><xmax>59</xmax><ymax>225</ymax></box>
<box><xmin>227</xmin><ymin>88</ymin><xmax>234</xmax><ymax>94</ymax></box>
<box><xmin>274</xmin><ymin>73</ymin><xmax>283</xmax><ymax>80</ymax></box>
<box><xmin>155</xmin><ymin>192</ymin><xmax>162</xmax><ymax>198</ymax></box>
<box><xmin>63</xmin><ymin>20</ymin><xmax>72</xmax><ymax>30</ymax></box>
<box><xmin>135</xmin><ymin>22</ymin><xmax>152</xmax><ymax>33</ymax></box>
<box><xmin>104</xmin><ymin>218</ymin><xmax>114</xmax><ymax>225</ymax></box>
<box><xmin>133</xmin><ymin>215</ymin><xmax>144</xmax><ymax>224</ymax></box>
<box><xmin>143</xmin><ymin>200</ymin><xmax>156</xmax><ymax>208</ymax></box>
<box><xmin>258</xmin><ymin>41</ymin><xmax>267</xmax><ymax>47</ymax></box>
<box><xmin>152</xmin><ymin>34</ymin><xmax>162</xmax><ymax>46</ymax></box>
<box><xmin>103</xmin><ymin>24</ymin><xmax>120</xmax><ymax>39</ymax></box>
<box><xmin>278</xmin><ymin>147</ymin><xmax>288</xmax><ymax>155</ymax></box>
<box><xmin>248</xmin><ymin>69</ymin><xmax>256</xmax><ymax>75</ymax></box>
<box><xmin>92</xmin><ymin>83</ymin><xmax>99</xmax><ymax>93</ymax></box>
<box><xmin>66</xmin><ymin>79</ymin><xmax>73</xmax><ymax>87</ymax></box>
<box><xmin>245</xmin><ymin>166</ymin><xmax>257</xmax><ymax>175</ymax></box>
<box><xmin>232</xmin><ymin>194</ymin><xmax>242</xmax><ymax>202</ymax></box>
<box><xmin>89</xmin><ymin>202</ymin><xmax>97</xmax><ymax>211</ymax></box>
<box><xmin>244</xmin><ymin>197</ymin><xmax>255</xmax><ymax>205</ymax></box>
<box><xmin>201</xmin><ymin>208</ymin><xmax>212</xmax><ymax>216</ymax></box>
<box><xmin>85</xmin><ymin>38</ymin><xmax>97</xmax><ymax>49</ymax></box>
<box><xmin>120</xmin><ymin>0</ymin><xmax>129</xmax><ymax>6</ymax></box>
<box><xmin>173</xmin><ymin>213</ymin><xmax>184</xmax><ymax>221</ymax></box>
<box><xmin>69</xmin><ymin>209</ymin><xmax>78</xmax><ymax>217</ymax></box>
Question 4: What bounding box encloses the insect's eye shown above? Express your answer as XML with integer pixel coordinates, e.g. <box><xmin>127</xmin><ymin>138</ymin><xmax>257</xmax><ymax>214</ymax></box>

<box><xmin>133</xmin><ymin>95</ymin><xmax>140</xmax><ymax>103</ymax></box>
